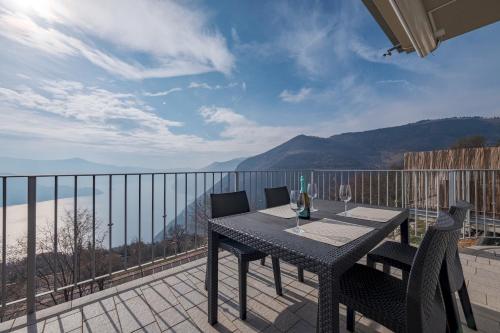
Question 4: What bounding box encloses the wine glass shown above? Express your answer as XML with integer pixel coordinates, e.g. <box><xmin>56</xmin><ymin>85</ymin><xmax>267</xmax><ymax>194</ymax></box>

<box><xmin>339</xmin><ymin>184</ymin><xmax>352</xmax><ymax>216</ymax></box>
<box><xmin>307</xmin><ymin>183</ymin><xmax>318</xmax><ymax>212</ymax></box>
<box><xmin>290</xmin><ymin>190</ymin><xmax>305</xmax><ymax>234</ymax></box>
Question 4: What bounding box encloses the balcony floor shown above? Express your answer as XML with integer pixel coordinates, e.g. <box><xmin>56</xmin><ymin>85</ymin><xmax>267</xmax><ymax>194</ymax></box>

<box><xmin>2</xmin><ymin>247</ymin><xmax>500</xmax><ymax>333</ymax></box>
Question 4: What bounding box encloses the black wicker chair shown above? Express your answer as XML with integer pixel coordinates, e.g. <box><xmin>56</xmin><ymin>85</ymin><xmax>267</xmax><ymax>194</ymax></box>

<box><xmin>365</xmin><ymin>200</ymin><xmax>477</xmax><ymax>331</ymax></box>
<box><xmin>205</xmin><ymin>191</ymin><xmax>283</xmax><ymax>320</ymax></box>
<box><xmin>264</xmin><ymin>186</ymin><xmax>290</xmax><ymax>208</ymax></box>
<box><xmin>341</xmin><ymin>213</ymin><xmax>460</xmax><ymax>333</ymax></box>
<box><xmin>262</xmin><ymin>186</ymin><xmax>305</xmax><ymax>282</ymax></box>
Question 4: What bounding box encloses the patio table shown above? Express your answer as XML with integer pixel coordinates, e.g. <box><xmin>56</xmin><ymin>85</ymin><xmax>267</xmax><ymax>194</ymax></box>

<box><xmin>207</xmin><ymin>199</ymin><xmax>409</xmax><ymax>332</ymax></box>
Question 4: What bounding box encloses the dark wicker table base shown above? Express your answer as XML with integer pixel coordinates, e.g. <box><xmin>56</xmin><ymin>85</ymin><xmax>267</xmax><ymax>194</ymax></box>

<box><xmin>207</xmin><ymin>200</ymin><xmax>409</xmax><ymax>333</ymax></box>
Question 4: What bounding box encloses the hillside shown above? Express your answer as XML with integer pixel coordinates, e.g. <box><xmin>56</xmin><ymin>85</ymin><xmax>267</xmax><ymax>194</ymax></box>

<box><xmin>199</xmin><ymin>157</ymin><xmax>246</xmax><ymax>172</ymax></box>
<box><xmin>237</xmin><ymin>117</ymin><xmax>500</xmax><ymax>170</ymax></box>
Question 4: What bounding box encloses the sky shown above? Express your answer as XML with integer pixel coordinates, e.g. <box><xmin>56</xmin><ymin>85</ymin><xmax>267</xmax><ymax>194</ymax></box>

<box><xmin>0</xmin><ymin>0</ymin><xmax>499</xmax><ymax>170</ymax></box>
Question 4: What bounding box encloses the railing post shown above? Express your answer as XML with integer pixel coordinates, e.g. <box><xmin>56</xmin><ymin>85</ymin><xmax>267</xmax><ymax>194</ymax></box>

<box><xmin>1</xmin><ymin>178</ymin><xmax>7</xmax><ymax>321</ymax></box>
<box><xmin>235</xmin><ymin>172</ymin><xmax>240</xmax><ymax>192</ymax></box>
<box><xmin>27</xmin><ymin>176</ymin><xmax>37</xmax><ymax>314</ymax></box>
<box><xmin>448</xmin><ymin>171</ymin><xmax>456</xmax><ymax>207</ymax></box>
<box><xmin>401</xmin><ymin>170</ymin><xmax>405</xmax><ymax>208</ymax></box>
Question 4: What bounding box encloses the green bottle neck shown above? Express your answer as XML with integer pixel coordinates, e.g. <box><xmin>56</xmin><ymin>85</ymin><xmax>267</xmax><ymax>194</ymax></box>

<box><xmin>300</xmin><ymin>176</ymin><xmax>306</xmax><ymax>193</ymax></box>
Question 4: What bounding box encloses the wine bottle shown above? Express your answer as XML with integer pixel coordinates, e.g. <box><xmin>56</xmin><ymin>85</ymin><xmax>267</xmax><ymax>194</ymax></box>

<box><xmin>298</xmin><ymin>175</ymin><xmax>311</xmax><ymax>219</ymax></box>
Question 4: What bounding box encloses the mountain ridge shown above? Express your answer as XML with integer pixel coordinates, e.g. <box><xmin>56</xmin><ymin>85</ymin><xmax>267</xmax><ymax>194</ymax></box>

<box><xmin>237</xmin><ymin>117</ymin><xmax>500</xmax><ymax>171</ymax></box>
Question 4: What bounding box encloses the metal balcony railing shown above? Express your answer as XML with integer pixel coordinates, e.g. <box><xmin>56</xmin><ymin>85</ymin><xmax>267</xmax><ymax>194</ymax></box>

<box><xmin>0</xmin><ymin>168</ymin><xmax>498</xmax><ymax>321</ymax></box>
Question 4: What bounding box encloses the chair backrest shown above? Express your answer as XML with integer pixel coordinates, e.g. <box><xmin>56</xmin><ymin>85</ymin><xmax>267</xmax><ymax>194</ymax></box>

<box><xmin>210</xmin><ymin>191</ymin><xmax>250</xmax><ymax>218</ymax></box>
<box><xmin>406</xmin><ymin>213</ymin><xmax>460</xmax><ymax>333</ymax></box>
<box><xmin>264</xmin><ymin>186</ymin><xmax>290</xmax><ymax>208</ymax></box>
<box><xmin>448</xmin><ymin>200</ymin><xmax>473</xmax><ymax>226</ymax></box>
<box><xmin>443</xmin><ymin>200</ymin><xmax>473</xmax><ymax>291</ymax></box>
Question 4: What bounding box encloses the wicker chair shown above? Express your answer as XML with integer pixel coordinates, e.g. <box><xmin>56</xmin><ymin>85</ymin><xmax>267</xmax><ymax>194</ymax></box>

<box><xmin>205</xmin><ymin>191</ymin><xmax>282</xmax><ymax>320</ymax></box>
<box><xmin>262</xmin><ymin>186</ymin><xmax>305</xmax><ymax>282</ymax></box>
<box><xmin>341</xmin><ymin>213</ymin><xmax>459</xmax><ymax>332</ymax></box>
<box><xmin>365</xmin><ymin>200</ymin><xmax>476</xmax><ymax>331</ymax></box>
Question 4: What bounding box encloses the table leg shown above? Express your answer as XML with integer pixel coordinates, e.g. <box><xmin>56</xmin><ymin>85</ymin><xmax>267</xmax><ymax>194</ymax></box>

<box><xmin>400</xmin><ymin>217</ymin><xmax>409</xmax><ymax>245</ymax></box>
<box><xmin>317</xmin><ymin>270</ymin><xmax>339</xmax><ymax>333</ymax></box>
<box><xmin>208</xmin><ymin>225</ymin><xmax>219</xmax><ymax>325</ymax></box>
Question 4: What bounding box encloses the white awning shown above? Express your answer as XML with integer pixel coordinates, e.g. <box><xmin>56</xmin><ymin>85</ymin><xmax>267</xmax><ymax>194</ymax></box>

<box><xmin>363</xmin><ymin>0</ymin><xmax>500</xmax><ymax>57</ymax></box>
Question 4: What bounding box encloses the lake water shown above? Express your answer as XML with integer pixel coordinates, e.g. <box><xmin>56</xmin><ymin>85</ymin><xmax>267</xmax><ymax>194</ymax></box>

<box><xmin>0</xmin><ymin>171</ymin><xmax>283</xmax><ymax>257</ymax></box>
<box><xmin>0</xmin><ymin>173</ymin><xmax>218</xmax><ymax>252</ymax></box>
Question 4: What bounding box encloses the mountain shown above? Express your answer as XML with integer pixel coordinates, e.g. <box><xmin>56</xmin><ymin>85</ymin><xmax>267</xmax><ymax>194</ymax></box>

<box><xmin>0</xmin><ymin>157</ymin><xmax>156</xmax><ymax>175</ymax></box>
<box><xmin>200</xmin><ymin>157</ymin><xmax>246</xmax><ymax>172</ymax></box>
<box><xmin>237</xmin><ymin>117</ymin><xmax>500</xmax><ymax>170</ymax></box>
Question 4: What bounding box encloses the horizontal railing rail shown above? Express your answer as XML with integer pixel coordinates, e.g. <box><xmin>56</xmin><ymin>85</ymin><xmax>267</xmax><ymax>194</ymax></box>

<box><xmin>0</xmin><ymin>168</ymin><xmax>498</xmax><ymax>321</ymax></box>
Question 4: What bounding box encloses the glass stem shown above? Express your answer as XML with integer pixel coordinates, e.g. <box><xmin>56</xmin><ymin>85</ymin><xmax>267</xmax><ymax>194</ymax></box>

<box><xmin>296</xmin><ymin>213</ymin><xmax>300</xmax><ymax>228</ymax></box>
<box><xmin>344</xmin><ymin>201</ymin><xmax>347</xmax><ymax>216</ymax></box>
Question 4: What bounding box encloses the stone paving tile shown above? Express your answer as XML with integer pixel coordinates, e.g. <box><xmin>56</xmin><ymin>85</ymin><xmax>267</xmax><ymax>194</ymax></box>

<box><xmin>82</xmin><ymin>310</ymin><xmax>121</xmax><ymax>333</ymax></box>
<box><xmin>270</xmin><ymin>309</ymin><xmax>300</xmax><ymax>332</ymax></box>
<box><xmin>115</xmin><ymin>296</ymin><xmax>155</xmax><ymax>333</ymax></box>
<box><xmin>10</xmin><ymin>320</ymin><xmax>45</xmax><ymax>333</ymax></box>
<box><xmin>166</xmin><ymin>319</ymin><xmax>202</xmax><ymax>333</ymax></box>
<box><xmin>154</xmin><ymin>304</ymin><xmax>190</xmax><ymax>331</ymax></box>
<box><xmin>295</xmin><ymin>301</ymin><xmax>317</xmax><ymax>327</ymax></box>
<box><xmin>43</xmin><ymin>309</ymin><xmax>82</xmax><ymax>333</ymax></box>
<box><xmin>163</xmin><ymin>275</ymin><xmax>183</xmax><ymax>286</ymax></box>
<box><xmin>231</xmin><ymin>311</ymin><xmax>271</xmax><ymax>333</ymax></box>
<box><xmin>177</xmin><ymin>289</ymin><xmax>207</xmax><ymax>310</ymax></box>
<box><xmin>113</xmin><ymin>289</ymin><xmax>143</xmax><ymax>305</ymax></box>
<box><xmin>169</xmin><ymin>281</ymin><xmax>194</xmax><ymax>296</ymax></box>
<box><xmin>187</xmin><ymin>301</ymin><xmax>237</xmax><ymax>333</ymax></box>
<box><xmin>140</xmin><ymin>282</ymin><xmax>178</xmax><ymax>314</ymax></box>
<box><xmin>81</xmin><ymin>297</ymin><xmax>116</xmax><ymax>320</ymax></box>
<box><xmin>287</xmin><ymin>319</ymin><xmax>315</xmax><ymax>333</ymax></box>
<box><xmin>131</xmin><ymin>322</ymin><xmax>161</xmax><ymax>333</ymax></box>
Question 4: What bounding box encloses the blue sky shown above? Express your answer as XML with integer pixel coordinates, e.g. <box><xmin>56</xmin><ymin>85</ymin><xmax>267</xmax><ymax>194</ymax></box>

<box><xmin>0</xmin><ymin>0</ymin><xmax>499</xmax><ymax>169</ymax></box>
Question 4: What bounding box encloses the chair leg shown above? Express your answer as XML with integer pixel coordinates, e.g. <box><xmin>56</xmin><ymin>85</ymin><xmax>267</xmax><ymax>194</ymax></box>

<box><xmin>440</xmin><ymin>277</ymin><xmax>461</xmax><ymax>333</ymax></box>
<box><xmin>261</xmin><ymin>257</ymin><xmax>266</xmax><ymax>266</ymax></box>
<box><xmin>297</xmin><ymin>267</ymin><xmax>304</xmax><ymax>282</ymax></box>
<box><xmin>271</xmin><ymin>256</ymin><xmax>282</xmax><ymax>296</ymax></box>
<box><xmin>238</xmin><ymin>258</ymin><xmax>247</xmax><ymax>320</ymax></box>
<box><xmin>205</xmin><ymin>261</ymin><xmax>208</xmax><ymax>291</ymax></box>
<box><xmin>458</xmin><ymin>282</ymin><xmax>477</xmax><ymax>330</ymax></box>
<box><xmin>346</xmin><ymin>307</ymin><xmax>355</xmax><ymax>332</ymax></box>
<box><xmin>443</xmin><ymin>291</ymin><xmax>461</xmax><ymax>333</ymax></box>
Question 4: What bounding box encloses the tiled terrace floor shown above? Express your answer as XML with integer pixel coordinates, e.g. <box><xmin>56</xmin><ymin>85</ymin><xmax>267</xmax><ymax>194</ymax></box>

<box><xmin>2</xmin><ymin>247</ymin><xmax>500</xmax><ymax>333</ymax></box>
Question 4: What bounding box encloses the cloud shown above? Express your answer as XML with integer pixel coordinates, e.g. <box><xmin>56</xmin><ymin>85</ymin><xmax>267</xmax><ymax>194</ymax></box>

<box><xmin>0</xmin><ymin>0</ymin><xmax>234</xmax><ymax>79</ymax></box>
<box><xmin>198</xmin><ymin>106</ymin><xmax>300</xmax><ymax>149</ymax></box>
<box><xmin>254</xmin><ymin>2</ymin><xmax>434</xmax><ymax>78</ymax></box>
<box><xmin>279</xmin><ymin>88</ymin><xmax>312</xmax><ymax>103</ymax></box>
<box><xmin>143</xmin><ymin>88</ymin><xmax>182</xmax><ymax>97</ymax></box>
<box><xmin>0</xmin><ymin>80</ymin><xmax>300</xmax><ymax>156</ymax></box>
<box><xmin>265</xmin><ymin>1</ymin><xmax>368</xmax><ymax>78</ymax></box>
<box><xmin>0</xmin><ymin>80</ymin><xmax>183</xmax><ymax>131</ymax></box>
<box><xmin>231</xmin><ymin>27</ymin><xmax>240</xmax><ymax>44</ymax></box>
<box><xmin>143</xmin><ymin>81</ymin><xmax>244</xmax><ymax>98</ymax></box>
<box><xmin>189</xmin><ymin>81</ymin><xmax>241</xmax><ymax>90</ymax></box>
<box><xmin>199</xmin><ymin>106</ymin><xmax>251</xmax><ymax>127</ymax></box>
<box><xmin>189</xmin><ymin>82</ymin><xmax>213</xmax><ymax>90</ymax></box>
<box><xmin>306</xmin><ymin>73</ymin><xmax>500</xmax><ymax>138</ymax></box>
